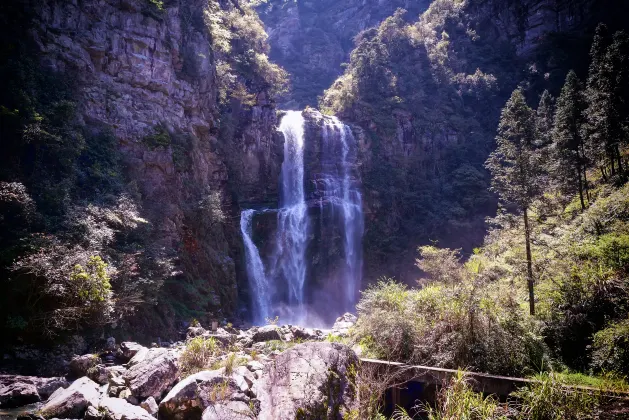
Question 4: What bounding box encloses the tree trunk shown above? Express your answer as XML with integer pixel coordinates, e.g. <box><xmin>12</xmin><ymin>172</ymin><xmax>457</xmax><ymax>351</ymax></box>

<box><xmin>583</xmin><ymin>168</ymin><xmax>591</xmax><ymax>203</ymax></box>
<box><xmin>601</xmin><ymin>166</ymin><xmax>608</xmax><ymax>182</ymax></box>
<box><xmin>577</xmin><ymin>165</ymin><xmax>586</xmax><ymax>211</ymax></box>
<box><xmin>616</xmin><ymin>145</ymin><xmax>624</xmax><ymax>175</ymax></box>
<box><xmin>523</xmin><ymin>207</ymin><xmax>535</xmax><ymax>316</ymax></box>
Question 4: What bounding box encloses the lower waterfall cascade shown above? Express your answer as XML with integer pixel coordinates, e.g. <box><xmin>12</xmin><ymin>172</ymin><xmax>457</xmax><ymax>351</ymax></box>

<box><xmin>240</xmin><ymin>110</ymin><xmax>364</xmax><ymax>325</ymax></box>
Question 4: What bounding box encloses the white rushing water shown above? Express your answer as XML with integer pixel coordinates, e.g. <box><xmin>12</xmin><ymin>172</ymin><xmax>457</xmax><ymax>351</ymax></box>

<box><xmin>240</xmin><ymin>209</ymin><xmax>271</xmax><ymax>324</ymax></box>
<box><xmin>321</xmin><ymin>117</ymin><xmax>364</xmax><ymax>311</ymax></box>
<box><xmin>241</xmin><ymin>110</ymin><xmax>363</xmax><ymax>324</ymax></box>
<box><xmin>275</xmin><ymin>111</ymin><xmax>309</xmax><ymax>321</ymax></box>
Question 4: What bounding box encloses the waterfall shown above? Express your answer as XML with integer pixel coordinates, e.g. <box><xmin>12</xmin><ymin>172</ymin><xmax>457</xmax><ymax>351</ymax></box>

<box><xmin>321</xmin><ymin>117</ymin><xmax>364</xmax><ymax>311</ymax></box>
<box><xmin>240</xmin><ymin>209</ymin><xmax>271</xmax><ymax>324</ymax></box>
<box><xmin>275</xmin><ymin>111</ymin><xmax>309</xmax><ymax>321</ymax></box>
<box><xmin>240</xmin><ymin>110</ymin><xmax>364</xmax><ymax>325</ymax></box>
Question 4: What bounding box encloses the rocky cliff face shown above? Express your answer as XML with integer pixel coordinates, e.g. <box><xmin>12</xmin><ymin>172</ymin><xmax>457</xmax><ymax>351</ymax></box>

<box><xmin>256</xmin><ymin>0</ymin><xmax>431</xmax><ymax>108</ymax></box>
<box><xmin>27</xmin><ymin>0</ymin><xmax>285</xmax><ymax>335</ymax></box>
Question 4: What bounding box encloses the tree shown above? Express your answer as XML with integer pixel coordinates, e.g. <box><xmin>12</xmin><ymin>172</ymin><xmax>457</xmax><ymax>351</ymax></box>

<box><xmin>486</xmin><ymin>89</ymin><xmax>543</xmax><ymax>315</ymax></box>
<box><xmin>583</xmin><ymin>24</ymin><xmax>629</xmax><ymax>178</ymax></box>
<box><xmin>536</xmin><ymin>90</ymin><xmax>554</xmax><ymax>148</ymax></box>
<box><xmin>551</xmin><ymin>71</ymin><xmax>588</xmax><ymax>210</ymax></box>
<box><xmin>602</xmin><ymin>31</ymin><xmax>629</xmax><ymax>175</ymax></box>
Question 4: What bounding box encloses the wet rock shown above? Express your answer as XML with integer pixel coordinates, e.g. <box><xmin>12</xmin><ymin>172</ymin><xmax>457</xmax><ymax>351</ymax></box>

<box><xmin>140</xmin><ymin>396</ymin><xmax>158</xmax><ymax>416</ymax></box>
<box><xmin>251</xmin><ymin>325</ymin><xmax>281</xmax><ymax>342</ymax></box>
<box><xmin>40</xmin><ymin>376</ymin><xmax>99</xmax><ymax>418</ymax></box>
<box><xmin>158</xmin><ymin>369</ymin><xmax>240</xmax><ymax>420</ymax></box>
<box><xmin>123</xmin><ymin>348</ymin><xmax>179</xmax><ymax>399</ymax></box>
<box><xmin>255</xmin><ymin>342</ymin><xmax>358</xmax><ymax>420</ymax></box>
<box><xmin>99</xmin><ymin>397</ymin><xmax>154</xmax><ymax>420</ymax></box>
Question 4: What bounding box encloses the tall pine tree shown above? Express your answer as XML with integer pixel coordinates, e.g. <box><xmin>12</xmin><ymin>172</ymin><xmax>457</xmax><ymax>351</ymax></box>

<box><xmin>552</xmin><ymin>71</ymin><xmax>588</xmax><ymax>210</ymax></box>
<box><xmin>486</xmin><ymin>89</ymin><xmax>542</xmax><ymax>315</ymax></box>
<box><xmin>603</xmin><ymin>31</ymin><xmax>629</xmax><ymax>175</ymax></box>
<box><xmin>584</xmin><ymin>23</ymin><xmax>612</xmax><ymax>178</ymax></box>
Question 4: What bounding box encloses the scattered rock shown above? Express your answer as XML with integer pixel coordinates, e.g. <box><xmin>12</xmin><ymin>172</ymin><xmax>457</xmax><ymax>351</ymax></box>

<box><xmin>120</xmin><ymin>342</ymin><xmax>146</xmax><ymax>361</ymax></box>
<box><xmin>331</xmin><ymin>313</ymin><xmax>357</xmax><ymax>337</ymax></box>
<box><xmin>251</xmin><ymin>326</ymin><xmax>281</xmax><ymax>343</ymax></box>
<box><xmin>290</xmin><ymin>326</ymin><xmax>324</xmax><ymax>341</ymax></box>
<box><xmin>0</xmin><ymin>380</ymin><xmax>38</xmax><ymax>408</ymax></box>
<box><xmin>123</xmin><ymin>348</ymin><xmax>179</xmax><ymax>399</ymax></box>
<box><xmin>140</xmin><ymin>396</ymin><xmax>158</xmax><ymax>416</ymax></box>
<box><xmin>255</xmin><ymin>342</ymin><xmax>358</xmax><ymax>420</ymax></box>
<box><xmin>201</xmin><ymin>401</ymin><xmax>253</xmax><ymax>420</ymax></box>
<box><xmin>68</xmin><ymin>354</ymin><xmax>99</xmax><ymax>378</ymax></box>
<box><xmin>87</xmin><ymin>364</ymin><xmax>109</xmax><ymax>385</ymax></box>
<box><xmin>99</xmin><ymin>397</ymin><xmax>154</xmax><ymax>420</ymax></box>
<box><xmin>245</xmin><ymin>360</ymin><xmax>264</xmax><ymax>372</ymax></box>
<box><xmin>39</xmin><ymin>376</ymin><xmax>99</xmax><ymax>419</ymax></box>
<box><xmin>186</xmin><ymin>326</ymin><xmax>207</xmax><ymax>339</ymax></box>
<box><xmin>158</xmin><ymin>369</ymin><xmax>240</xmax><ymax>420</ymax></box>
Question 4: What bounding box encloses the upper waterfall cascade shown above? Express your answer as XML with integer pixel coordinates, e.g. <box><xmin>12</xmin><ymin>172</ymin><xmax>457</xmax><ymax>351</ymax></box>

<box><xmin>240</xmin><ymin>110</ymin><xmax>364</xmax><ymax>325</ymax></box>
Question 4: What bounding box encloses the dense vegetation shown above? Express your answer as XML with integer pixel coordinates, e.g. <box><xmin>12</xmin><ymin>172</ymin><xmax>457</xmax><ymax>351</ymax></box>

<box><xmin>352</xmin><ymin>20</ymin><xmax>629</xmax><ymax>389</ymax></box>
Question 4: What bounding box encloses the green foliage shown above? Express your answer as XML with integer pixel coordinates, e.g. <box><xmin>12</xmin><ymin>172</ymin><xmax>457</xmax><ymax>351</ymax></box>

<box><xmin>70</xmin><ymin>256</ymin><xmax>111</xmax><ymax>303</ymax></box>
<box><xmin>142</xmin><ymin>125</ymin><xmax>171</xmax><ymax>149</ymax></box>
<box><xmin>353</xmin><ymin>274</ymin><xmax>547</xmax><ymax>375</ymax></box>
<box><xmin>422</xmin><ymin>371</ymin><xmax>506</xmax><ymax>420</ymax></box>
<box><xmin>591</xmin><ymin>317</ymin><xmax>629</xmax><ymax>376</ymax></box>
<box><xmin>512</xmin><ymin>372</ymin><xmax>598</xmax><ymax>419</ymax></box>
<box><xmin>179</xmin><ymin>337</ymin><xmax>219</xmax><ymax>377</ymax></box>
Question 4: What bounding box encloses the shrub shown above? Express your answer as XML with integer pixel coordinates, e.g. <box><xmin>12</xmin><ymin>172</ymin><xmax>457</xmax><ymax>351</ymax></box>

<box><xmin>353</xmin><ymin>275</ymin><xmax>547</xmax><ymax>376</ymax></box>
<box><xmin>421</xmin><ymin>371</ymin><xmax>506</xmax><ymax>420</ymax></box>
<box><xmin>179</xmin><ymin>337</ymin><xmax>219</xmax><ymax>376</ymax></box>
<box><xmin>512</xmin><ymin>372</ymin><xmax>598</xmax><ymax>419</ymax></box>
<box><xmin>591</xmin><ymin>317</ymin><xmax>629</xmax><ymax>376</ymax></box>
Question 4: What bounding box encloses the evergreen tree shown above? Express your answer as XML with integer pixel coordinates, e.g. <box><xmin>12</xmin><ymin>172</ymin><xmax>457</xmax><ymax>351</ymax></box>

<box><xmin>603</xmin><ymin>31</ymin><xmax>629</xmax><ymax>175</ymax></box>
<box><xmin>552</xmin><ymin>71</ymin><xmax>588</xmax><ymax>210</ymax></box>
<box><xmin>486</xmin><ymin>89</ymin><xmax>542</xmax><ymax>315</ymax></box>
<box><xmin>583</xmin><ymin>23</ymin><xmax>612</xmax><ymax>178</ymax></box>
<box><xmin>536</xmin><ymin>90</ymin><xmax>554</xmax><ymax>148</ymax></box>
<box><xmin>583</xmin><ymin>24</ymin><xmax>629</xmax><ymax>178</ymax></box>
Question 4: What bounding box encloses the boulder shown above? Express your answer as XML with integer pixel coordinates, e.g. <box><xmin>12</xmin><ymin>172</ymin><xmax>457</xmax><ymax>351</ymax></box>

<box><xmin>99</xmin><ymin>397</ymin><xmax>154</xmax><ymax>420</ymax></box>
<box><xmin>332</xmin><ymin>313</ymin><xmax>357</xmax><ymax>336</ymax></box>
<box><xmin>126</xmin><ymin>347</ymin><xmax>150</xmax><ymax>368</ymax></box>
<box><xmin>158</xmin><ymin>370</ymin><xmax>240</xmax><ymax>420</ymax></box>
<box><xmin>140</xmin><ymin>397</ymin><xmax>158</xmax><ymax>416</ymax></box>
<box><xmin>123</xmin><ymin>348</ymin><xmax>178</xmax><ymax>399</ymax></box>
<box><xmin>255</xmin><ymin>342</ymin><xmax>358</xmax><ymax>420</ymax></box>
<box><xmin>0</xmin><ymin>380</ymin><xmax>38</xmax><ymax>408</ymax></box>
<box><xmin>186</xmin><ymin>326</ymin><xmax>207</xmax><ymax>339</ymax></box>
<box><xmin>245</xmin><ymin>361</ymin><xmax>264</xmax><ymax>373</ymax></box>
<box><xmin>68</xmin><ymin>354</ymin><xmax>99</xmax><ymax>378</ymax></box>
<box><xmin>201</xmin><ymin>401</ymin><xmax>253</xmax><ymax>420</ymax></box>
<box><xmin>251</xmin><ymin>326</ymin><xmax>281</xmax><ymax>343</ymax></box>
<box><xmin>39</xmin><ymin>376</ymin><xmax>99</xmax><ymax>418</ymax></box>
<box><xmin>290</xmin><ymin>326</ymin><xmax>324</xmax><ymax>341</ymax></box>
<box><xmin>120</xmin><ymin>342</ymin><xmax>146</xmax><ymax>361</ymax></box>
<box><xmin>87</xmin><ymin>364</ymin><xmax>109</xmax><ymax>385</ymax></box>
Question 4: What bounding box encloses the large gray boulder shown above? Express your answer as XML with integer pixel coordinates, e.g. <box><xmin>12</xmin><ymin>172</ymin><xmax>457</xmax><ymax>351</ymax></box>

<box><xmin>251</xmin><ymin>325</ymin><xmax>281</xmax><ymax>343</ymax></box>
<box><xmin>255</xmin><ymin>342</ymin><xmax>358</xmax><ymax>420</ymax></box>
<box><xmin>123</xmin><ymin>348</ymin><xmax>179</xmax><ymax>399</ymax></box>
<box><xmin>120</xmin><ymin>342</ymin><xmax>146</xmax><ymax>361</ymax></box>
<box><xmin>39</xmin><ymin>376</ymin><xmax>99</xmax><ymax>418</ymax></box>
<box><xmin>98</xmin><ymin>397</ymin><xmax>155</xmax><ymax>420</ymax></box>
<box><xmin>0</xmin><ymin>375</ymin><xmax>68</xmax><ymax>408</ymax></box>
<box><xmin>68</xmin><ymin>354</ymin><xmax>99</xmax><ymax>378</ymax></box>
<box><xmin>158</xmin><ymin>370</ymin><xmax>241</xmax><ymax>420</ymax></box>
